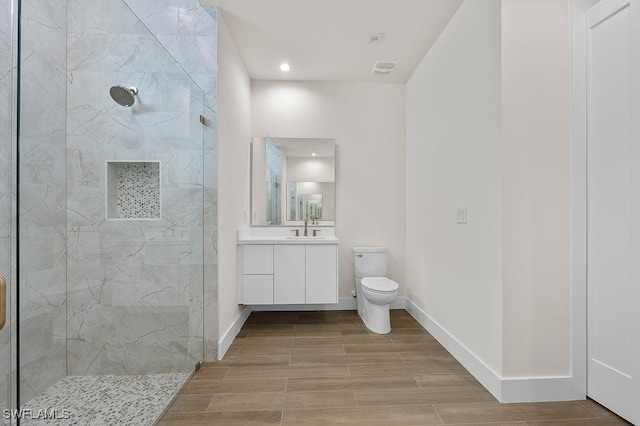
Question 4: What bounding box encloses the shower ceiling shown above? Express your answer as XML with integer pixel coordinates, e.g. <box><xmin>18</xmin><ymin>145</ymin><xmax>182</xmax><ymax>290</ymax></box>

<box><xmin>204</xmin><ymin>0</ymin><xmax>463</xmax><ymax>82</ymax></box>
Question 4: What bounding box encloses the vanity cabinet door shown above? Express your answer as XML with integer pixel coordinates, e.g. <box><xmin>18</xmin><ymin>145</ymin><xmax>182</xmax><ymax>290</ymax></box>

<box><xmin>243</xmin><ymin>275</ymin><xmax>273</xmax><ymax>304</ymax></box>
<box><xmin>274</xmin><ymin>245</ymin><xmax>306</xmax><ymax>304</ymax></box>
<box><xmin>306</xmin><ymin>245</ymin><xmax>338</xmax><ymax>304</ymax></box>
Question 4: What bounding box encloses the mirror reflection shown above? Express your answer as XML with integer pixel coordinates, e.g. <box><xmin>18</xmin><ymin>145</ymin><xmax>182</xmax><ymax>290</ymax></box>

<box><xmin>288</xmin><ymin>187</ymin><xmax>325</xmax><ymax>221</ymax></box>
<box><xmin>252</xmin><ymin>138</ymin><xmax>335</xmax><ymax>226</ymax></box>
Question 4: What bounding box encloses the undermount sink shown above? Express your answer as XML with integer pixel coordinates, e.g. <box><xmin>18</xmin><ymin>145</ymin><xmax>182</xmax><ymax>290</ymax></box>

<box><xmin>286</xmin><ymin>236</ymin><xmax>326</xmax><ymax>239</ymax></box>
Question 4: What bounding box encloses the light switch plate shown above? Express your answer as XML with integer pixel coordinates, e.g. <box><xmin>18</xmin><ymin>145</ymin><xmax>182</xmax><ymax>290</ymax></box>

<box><xmin>456</xmin><ymin>206</ymin><xmax>468</xmax><ymax>224</ymax></box>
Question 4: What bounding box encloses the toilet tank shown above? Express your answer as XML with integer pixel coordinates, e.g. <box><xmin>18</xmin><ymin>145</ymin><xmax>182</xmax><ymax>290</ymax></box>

<box><xmin>353</xmin><ymin>247</ymin><xmax>388</xmax><ymax>278</ymax></box>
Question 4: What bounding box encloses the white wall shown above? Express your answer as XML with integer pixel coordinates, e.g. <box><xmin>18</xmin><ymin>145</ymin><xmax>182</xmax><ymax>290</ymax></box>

<box><xmin>406</xmin><ymin>0</ymin><xmax>503</xmax><ymax>375</ymax></box>
<box><xmin>501</xmin><ymin>0</ymin><xmax>571</xmax><ymax>378</ymax></box>
<box><xmin>252</xmin><ymin>81</ymin><xmax>406</xmax><ymax>298</ymax></box>
<box><xmin>216</xmin><ymin>12</ymin><xmax>252</xmax><ymax>356</ymax></box>
<box><xmin>406</xmin><ymin>0</ymin><xmax>573</xmax><ymax>400</ymax></box>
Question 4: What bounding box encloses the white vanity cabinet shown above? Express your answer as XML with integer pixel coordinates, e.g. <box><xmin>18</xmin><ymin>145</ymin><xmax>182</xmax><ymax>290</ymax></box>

<box><xmin>237</xmin><ymin>238</ymin><xmax>338</xmax><ymax>305</ymax></box>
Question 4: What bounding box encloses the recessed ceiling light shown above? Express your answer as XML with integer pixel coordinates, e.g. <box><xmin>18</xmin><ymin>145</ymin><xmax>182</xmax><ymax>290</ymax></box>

<box><xmin>280</xmin><ymin>63</ymin><xmax>291</xmax><ymax>72</ymax></box>
<box><xmin>311</xmin><ymin>149</ymin><xmax>316</xmax><ymax>156</ymax></box>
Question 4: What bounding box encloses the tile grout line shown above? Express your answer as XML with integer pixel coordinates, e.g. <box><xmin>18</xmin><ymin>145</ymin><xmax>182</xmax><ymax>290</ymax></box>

<box><xmin>580</xmin><ymin>402</ymin><xmax>621</xmax><ymax>419</ymax></box>
<box><xmin>411</xmin><ymin>373</ymin><xmax>422</xmax><ymax>388</ymax></box>
<box><xmin>431</xmin><ymin>403</ymin><xmax>446</xmax><ymax>425</ymax></box>
<box><xmin>204</xmin><ymin>393</ymin><xmax>217</xmax><ymax>413</ymax></box>
<box><xmin>523</xmin><ymin>414</ymin><xmax>619</xmax><ymax>423</ymax></box>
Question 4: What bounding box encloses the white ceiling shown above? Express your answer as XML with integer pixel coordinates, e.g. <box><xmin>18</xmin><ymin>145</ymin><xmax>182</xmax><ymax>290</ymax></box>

<box><xmin>202</xmin><ymin>0</ymin><xmax>463</xmax><ymax>83</ymax></box>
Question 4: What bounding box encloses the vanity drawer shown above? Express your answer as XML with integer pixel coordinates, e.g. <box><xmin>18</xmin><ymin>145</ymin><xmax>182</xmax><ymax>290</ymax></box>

<box><xmin>242</xmin><ymin>245</ymin><xmax>273</xmax><ymax>274</ymax></box>
<box><xmin>242</xmin><ymin>275</ymin><xmax>274</xmax><ymax>304</ymax></box>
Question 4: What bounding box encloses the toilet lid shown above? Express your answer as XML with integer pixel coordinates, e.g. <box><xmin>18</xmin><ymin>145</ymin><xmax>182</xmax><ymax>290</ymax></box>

<box><xmin>362</xmin><ymin>277</ymin><xmax>399</xmax><ymax>293</ymax></box>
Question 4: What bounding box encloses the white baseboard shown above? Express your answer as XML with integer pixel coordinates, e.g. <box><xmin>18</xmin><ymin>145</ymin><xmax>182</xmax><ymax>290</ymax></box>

<box><xmin>405</xmin><ymin>298</ymin><xmax>503</xmax><ymax>400</ymax></box>
<box><xmin>405</xmin><ymin>298</ymin><xmax>583</xmax><ymax>403</ymax></box>
<box><xmin>217</xmin><ymin>306</ymin><xmax>252</xmax><ymax>360</ymax></box>
<box><xmin>501</xmin><ymin>375</ymin><xmax>584</xmax><ymax>403</ymax></box>
<box><xmin>251</xmin><ymin>297</ymin><xmax>408</xmax><ymax>312</ymax></box>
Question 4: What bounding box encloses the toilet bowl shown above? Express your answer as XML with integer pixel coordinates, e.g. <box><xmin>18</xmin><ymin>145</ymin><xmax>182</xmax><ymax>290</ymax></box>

<box><xmin>361</xmin><ymin>277</ymin><xmax>398</xmax><ymax>334</ymax></box>
<box><xmin>353</xmin><ymin>247</ymin><xmax>399</xmax><ymax>334</ymax></box>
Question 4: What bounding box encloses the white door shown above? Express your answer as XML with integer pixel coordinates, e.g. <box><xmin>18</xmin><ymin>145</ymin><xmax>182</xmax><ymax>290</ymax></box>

<box><xmin>586</xmin><ymin>0</ymin><xmax>640</xmax><ymax>423</ymax></box>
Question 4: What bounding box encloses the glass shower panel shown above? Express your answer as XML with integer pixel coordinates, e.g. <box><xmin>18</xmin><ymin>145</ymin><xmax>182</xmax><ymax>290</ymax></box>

<box><xmin>18</xmin><ymin>0</ymin><xmax>68</xmax><ymax>402</ymax></box>
<box><xmin>19</xmin><ymin>0</ymin><xmax>206</xmax><ymax>408</ymax></box>
<box><xmin>0</xmin><ymin>0</ymin><xmax>16</xmax><ymax>422</ymax></box>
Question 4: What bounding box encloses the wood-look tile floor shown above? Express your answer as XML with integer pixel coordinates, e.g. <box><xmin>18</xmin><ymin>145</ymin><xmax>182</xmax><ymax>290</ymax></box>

<box><xmin>160</xmin><ymin>310</ymin><xmax>631</xmax><ymax>425</ymax></box>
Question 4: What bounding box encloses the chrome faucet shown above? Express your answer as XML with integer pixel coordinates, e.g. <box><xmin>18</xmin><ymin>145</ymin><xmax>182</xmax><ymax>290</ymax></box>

<box><xmin>303</xmin><ymin>218</ymin><xmax>308</xmax><ymax>236</ymax></box>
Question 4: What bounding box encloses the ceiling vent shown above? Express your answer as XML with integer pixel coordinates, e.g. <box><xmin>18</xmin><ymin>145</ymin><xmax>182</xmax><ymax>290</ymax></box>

<box><xmin>371</xmin><ymin>61</ymin><xmax>396</xmax><ymax>75</ymax></box>
<box><xmin>368</xmin><ymin>33</ymin><xmax>385</xmax><ymax>44</ymax></box>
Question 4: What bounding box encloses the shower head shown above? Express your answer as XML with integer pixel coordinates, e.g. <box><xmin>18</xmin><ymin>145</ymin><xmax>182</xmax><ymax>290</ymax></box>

<box><xmin>109</xmin><ymin>85</ymin><xmax>138</xmax><ymax>107</ymax></box>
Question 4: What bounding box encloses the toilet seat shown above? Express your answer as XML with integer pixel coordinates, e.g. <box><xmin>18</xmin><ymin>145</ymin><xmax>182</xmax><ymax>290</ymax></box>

<box><xmin>361</xmin><ymin>277</ymin><xmax>398</xmax><ymax>294</ymax></box>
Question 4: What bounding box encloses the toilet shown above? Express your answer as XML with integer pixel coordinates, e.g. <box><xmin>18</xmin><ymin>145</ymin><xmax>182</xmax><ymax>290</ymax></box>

<box><xmin>353</xmin><ymin>247</ymin><xmax>399</xmax><ymax>334</ymax></box>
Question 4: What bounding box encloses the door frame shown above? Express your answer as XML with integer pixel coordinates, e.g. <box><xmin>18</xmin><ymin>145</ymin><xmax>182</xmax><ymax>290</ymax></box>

<box><xmin>569</xmin><ymin>0</ymin><xmax>595</xmax><ymax>401</ymax></box>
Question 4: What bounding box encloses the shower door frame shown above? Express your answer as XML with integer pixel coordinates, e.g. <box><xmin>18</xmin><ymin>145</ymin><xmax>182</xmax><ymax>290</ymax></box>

<box><xmin>1</xmin><ymin>0</ymin><xmax>19</xmax><ymax>422</ymax></box>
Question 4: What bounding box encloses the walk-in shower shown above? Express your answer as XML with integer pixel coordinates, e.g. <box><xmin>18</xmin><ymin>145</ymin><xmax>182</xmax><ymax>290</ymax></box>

<box><xmin>1</xmin><ymin>0</ymin><xmax>219</xmax><ymax>424</ymax></box>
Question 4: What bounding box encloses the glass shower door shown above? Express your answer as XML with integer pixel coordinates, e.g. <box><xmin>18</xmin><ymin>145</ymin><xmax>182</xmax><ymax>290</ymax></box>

<box><xmin>14</xmin><ymin>0</ymin><xmax>211</xmax><ymax>422</ymax></box>
<box><xmin>0</xmin><ymin>0</ymin><xmax>16</xmax><ymax>422</ymax></box>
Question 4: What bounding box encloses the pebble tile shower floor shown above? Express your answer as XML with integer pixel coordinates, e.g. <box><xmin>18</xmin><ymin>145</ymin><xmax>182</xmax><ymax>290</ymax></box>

<box><xmin>20</xmin><ymin>373</ymin><xmax>189</xmax><ymax>425</ymax></box>
<box><xmin>160</xmin><ymin>310</ymin><xmax>631</xmax><ymax>426</ymax></box>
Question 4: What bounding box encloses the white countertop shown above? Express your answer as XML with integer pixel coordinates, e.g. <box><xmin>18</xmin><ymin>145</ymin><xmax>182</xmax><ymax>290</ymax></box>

<box><xmin>237</xmin><ymin>235</ymin><xmax>339</xmax><ymax>245</ymax></box>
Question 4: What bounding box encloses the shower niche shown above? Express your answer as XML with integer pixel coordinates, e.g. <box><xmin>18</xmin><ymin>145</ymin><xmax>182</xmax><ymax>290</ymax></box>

<box><xmin>106</xmin><ymin>161</ymin><xmax>161</xmax><ymax>220</ymax></box>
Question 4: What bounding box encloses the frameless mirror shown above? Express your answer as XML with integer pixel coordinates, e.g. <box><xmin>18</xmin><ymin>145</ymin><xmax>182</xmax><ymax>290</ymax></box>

<box><xmin>252</xmin><ymin>138</ymin><xmax>335</xmax><ymax>226</ymax></box>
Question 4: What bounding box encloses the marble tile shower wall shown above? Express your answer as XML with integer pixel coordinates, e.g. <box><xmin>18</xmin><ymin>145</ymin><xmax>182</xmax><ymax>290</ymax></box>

<box><xmin>19</xmin><ymin>0</ymin><xmax>68</xmax><ymax>402</ymax></box>
<box><xmin>65</xmin><ymin>0</ymin><xmax>218</xmax><ymax>378</ymax></box>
